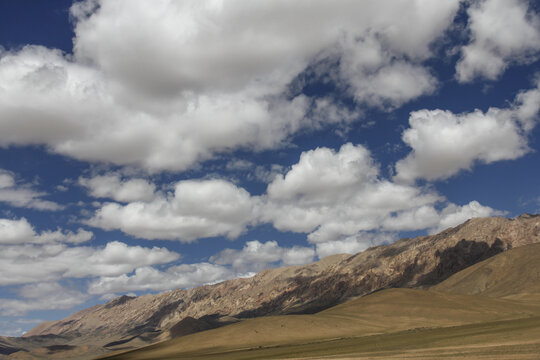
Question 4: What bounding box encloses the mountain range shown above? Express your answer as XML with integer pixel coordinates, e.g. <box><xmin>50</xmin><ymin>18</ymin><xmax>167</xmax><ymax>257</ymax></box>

<box><xmin>1</xmin><ymin>214</ymin><xmax>539</xmax><ymax>359</ymax></box>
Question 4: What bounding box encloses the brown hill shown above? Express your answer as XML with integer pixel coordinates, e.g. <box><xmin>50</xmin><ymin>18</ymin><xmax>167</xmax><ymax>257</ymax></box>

<box><xmin>99</xmin><ymin>288</ymin><xmax>540</xmax><ymax>359</ymax></box>
<box><xmin>432</xmin><ymin>241</ymin><xmax>540</xmax><ymax>300</ymax></box>
<box><xmin>6</xmin><ymin>214</ymin><xmax>540</xmax><ymax>359</ymax></box>
<box><xmin>99</xmin><ymin>232</ymin><xmax>540</xmax><ymax>360</ymax></box>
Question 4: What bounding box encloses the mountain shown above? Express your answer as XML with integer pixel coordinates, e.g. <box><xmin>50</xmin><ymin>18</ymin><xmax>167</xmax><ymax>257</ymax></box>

<box><xmin>100</xmin><ymin>242</ymin><xmax>540</xmax><ymax>359</ymax></box>
<box><xmin>3</xmin><ymin>214</ymin><xmax>539</xmax><ymax>359</ymax></box>
<box><xmin>432</xmin><ymin>241</ymin><xmax>540</xmax><ymax>299</ymax></box>
<box><xmin>99</xmin><ymin>291</ymin><xmax>540</xmax><ymax>359</ymax></box>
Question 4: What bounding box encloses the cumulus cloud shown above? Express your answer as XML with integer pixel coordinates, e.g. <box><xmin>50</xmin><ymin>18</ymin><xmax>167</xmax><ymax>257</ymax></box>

<box><xmin>89</xmin><ymin>240</ymin><xmax>315</xmax><ymax>295</ymax></box>
<box><xmin>338</xmin><ymin>37</ymin><xmax>438</xmax><ymax>107</ymax></box>
<box><xmin>88</xmin><ymin>263</ymin><xmax>232</xmax><ymax>295</ymax></box>
<box><xmin>0</xmin><ymin>216</ymin><xmax>182</xmax><ymax>312</ymax></box>
<box><xmin>0</xmin><ymin>217</ymin><xmax>93</xmax><ymax>245</ymax></box>
<box><xmin>0</xmin><ymin>282</ymin><xmax>88</xmax><ymax>316</ymax></box>
<box><xmin>432</xmin><ymin>200</ymin><xmax>501</xmax><ymax>233</ymax></box>
<box><xmin>0</xmin><ymin>0</ymin><xmax>462</xmax><ymax>172</ymax></box>
<box><xmin>88</xmin><ymin>239</ymin><xmax>315</xmax><ymax>295</ymax></box>
<box><xmin>262</xmin><ymin>143</ymin><xmax>498</xmax><ymax>249</ymax></box>
<box><xmin>395</xmin><ymin>81</ymin><xmax>540</xmax><ymax>182</ymax></box>
<box><xmin>79</xmin><ymin>174</ymin><xmax>156</xmax><ymax>202</ymax></box>
<box><xmin>0</xmin><ymin>240</ymin><xmax>179</xmax><ymax>285</ymax></box>
<box><xmin>264</xmin><ymin>144</ymin><xmax>438</xmax><ymax>236</ymax></box>
<box><xmin>456</xmin><ymin>0</ymin><xmax>540</xmax><ymax>82</ymax></box>
<box><xmin>88</xmin><ymin>179</ymin><xmax>258</xmax><ymax>242</ymax></box>
<box><xmin>253</xmin><ymin>164</ymin><xmax>285</xmax><ymax>184</ymax></box>
<box><xmin>34</xmin><ymin>228</ymin><xmax>94</xmax><ymax>244</ymax></box>
<box><xmin>71</xmin><ymin>0</ymin><xmax>457</xmax><ymax>99</ymax></box>
<box><xmin>84</xmin><ymin>142</ymin><xmax>504</xmax><ymax>249</ymax></box>
<box><xmin>267</xmin><ymin>143</ymin><xmax>379</xmax><ymax>209</ymax></box>
<box><xmin>0</xmin><ymin>218</ymin><xmax>35</xmax><ymax>244</ymax></box>
<box><xmin>395</xmin><ymin>109</ymin><xmax>527</xmax><ymax>182</ymax></box>
<box><xmin>0</xmin><ymin>42</ymin><xmax>308</xmax><ymax>173</ymax></box>
<box><xmin>224</xmin><ymin>160</ymin><xmax>286</xmax><ymax>184</ymax></box>
<box><xmin>0</xmin><ymin>169</ymin><xmax>62</xmax><ymax>210</ymax></box>
<box><xmin>211</xmin><ymin>240</ymin><xmax>315</xmax><ymax>273</ymax></box>
<box><xmin>382</xmin><ymin>200</ymin><xmax>499</xmax><ymax>234</ymax></box>
<box><xmin>0</xmin><ymin>170</ymin><xmax>15</xmax><ymax>188</ymax></box>
<box><xmin>315</xmin><ymin>232</ymin><xmax>395</xmax><ymax>259</ymax></box>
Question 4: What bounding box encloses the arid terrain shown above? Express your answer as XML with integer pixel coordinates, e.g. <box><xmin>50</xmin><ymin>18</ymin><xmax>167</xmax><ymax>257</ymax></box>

<box><xmin>98</xmin><ymin>242</ymin><xmax>540</xmax><ymax>359</ymax></box>
<box><xmin>1</xmin><ymin>214</ymin><xmax>539</xmax><ymax>359</ymax></box>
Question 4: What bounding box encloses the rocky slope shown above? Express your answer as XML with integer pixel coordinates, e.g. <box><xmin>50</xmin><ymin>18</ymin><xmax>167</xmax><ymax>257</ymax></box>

<box><xmin>101</xmin><ymin>243</ymin><xmax>540</xmax><ymax>360</ymax></box>
<box><xmin>7</xmin><ymin>214</ymin><xmax>540</xmax><ymax>357</ymax></box>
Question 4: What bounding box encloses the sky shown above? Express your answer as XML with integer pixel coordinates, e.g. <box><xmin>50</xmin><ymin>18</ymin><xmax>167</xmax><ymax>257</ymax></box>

<box><xmin>0</xmin><ymin>0</ymin><xmax>539</xmax><ymax>337</ymax></box>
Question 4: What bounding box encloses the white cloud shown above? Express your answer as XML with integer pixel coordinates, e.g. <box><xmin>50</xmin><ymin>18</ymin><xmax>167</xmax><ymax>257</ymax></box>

<box><xmin>88</xmin><ymin>263</ymin><xmax>231</xmax><ymax>295</ymax></box>
<box><xmin>225</xmin><ymin>159</ymin><xmax>254</xmax><ymax>172</ymax></box>
<box><xmin>381</xmin><ymin>206</ymin><xmax>441</xmax><ymax>232</ymax></box>
<box><xmin>56</xmin><ymin>184</ymin><xmax>69</xmax><ymax>192</ymax></box>
<box><xmin>267</xmin><ymin>143</ymin><xmax>378</xmax><ymax>207</ymax></box>
<box><xmin>456</xmin><ymin>0</ymin><xmax>540</xmax><ymax>82</ymax></box>
<box><xmin>0</xmin><ymin>217</ymin><xmax>93</xmax><ymax>245</ymax></box>
<box><xmin>0</xmin><ymin>282</ymin><xmax>88</xmax><ymax>316</ymax></box>
<box><xmin>34</xmin><ymin>228</ymin><xmax>94</xmax><ymax>244</ymax></box>
<box><xmin>382</xmin><ymin>200</ymin><xmax>500</xmax><ymax>234</ymax></box>
<box><xmin>0</xmin><ymin>44</ymin><xmax>308</xmax><ymax>173</ymax></box>
<box><xmin>395</xmin><ymin>109</ymin><xmax>527</xmax><ymax>182</ymax></box>
<box><xmin>311</xmin><ymin>202</ymin><xmax>499</xmax><ymax>258</ymax></box>
<box><xmin>264</xmin><ymin>144</ymin><xmax>440</xmax><ymax>237</ymax></box>
<box><xmin>262</xmin><ymin>143</ymin><xmax>498</xmax><ymax>247</ymax></box>
<box><xmin>79</xmin><ymin>174</ymin><xmax>156</xmax><ymax>202</ymax></box>
<box><xmin>307</xmin><ymin>97</ymin><xmax>362</xmax><ymax>128</ymax></box>
<box><xmin>211</xmin><ymin>240</ymin><xmax>315</xmax><ymax>272</ymax></box>
<box><xmin>0</xmin><ymin>170</ymin><xmax>15</xmax><ymax>188</ymax></box>
<box><xmin>0</xmin><ymin>0</ymin><xmax>461</xmax><ymax>172</ymax></box>
<box><xmin>78</xmin><ymin>140</ymin><xmax>504</xmax><ymax>254</ymax></box>
<box><xmin>432</xmin><ymin>200</ymin><xmax>500</xmax><ymax>233</ymax></box>
<box><xmin>0</xmin><ymin>240</ymin><xmax>179</xmax><ymax>285</ymax></box>
<box><xmin>0</xmin><ymin>217</ymin><xmax>181</xmax><ymax>315</ymax></box>
<box><xmin>339</xmin><ymin>38</ymin><xmax>438</xmax><ymax>107</ymax></box>
<box><xmin>89</xmin><ymin>179</ymin><xmax>258</xmax><ymax>242</ymax></box>
<box><xmin>315</xmin><ymin>232</ymin><xmax>394</xmax><ymax>259</ymax></box>
<box><xmin>0</xmin><ymin>169</ymin><xmax>62</xmax><ymax>211</ymax></box>
<box><xmin>68</xmin><ymin>241</ymin><xmax>179</xmax><ymax>277</ymax></box>
<box><xmin>224</xmin><ymin>160</ymin><xmax>288</xmax><ymax>184</ymax></box>
<box><xmin>0</xmin><ymin>218</ymin><xmax>35</xmax><ymax>244</ymax></box>
<box><xmin>72</xmin><ymin>0</ymin><xmax>457</xmax><ymax>98</ymax></box>
<box><xmin>281</xmin><ymin>245</ymin><xmax>316</xmax><ymax>266</ymax></box>
<box><xmin>0</xmin><ymin>187</ymin><xmax>62</xmax><ymax>211</ymax></box>
<box><xmin>253</xmin><ymin>164</ymin><xmax>285</xmax><ymax>184</ymax></box>
<box><xmin>514</xmin><ymin>79</ymin><xmax>540</xmax><ymax>131</ymax></box>
<box><xmin>395</xmin><ymin>82</ymin><xmax>540</xmax><ymax>182</ymax></box>
<box><xmin>89</xmin><ymin>239</ymin><xmax>315</xmax><ymax>295</ymax></box>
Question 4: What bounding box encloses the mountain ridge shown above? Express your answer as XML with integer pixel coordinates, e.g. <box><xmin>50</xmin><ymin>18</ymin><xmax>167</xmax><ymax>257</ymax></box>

<box><xmin>3</xmin><ymin>214</ymin><xmax>539</xmax><ymax>359</ymax></box>
<box><xmin>24</xmin><ymin>215</ymin><xmax>540</xmax><ymax>338</ymax></box>
<box><xmin>100</xmin><ymin>242</ymin><xmax>540</xmax><ymax>359</ymax></box>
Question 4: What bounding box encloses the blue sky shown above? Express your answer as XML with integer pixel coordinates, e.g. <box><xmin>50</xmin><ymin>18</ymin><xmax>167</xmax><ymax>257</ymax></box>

<box><xmin>0</xmin><ymin>0</ymin><xmax>539</xmax><ymax>336</ymax></box>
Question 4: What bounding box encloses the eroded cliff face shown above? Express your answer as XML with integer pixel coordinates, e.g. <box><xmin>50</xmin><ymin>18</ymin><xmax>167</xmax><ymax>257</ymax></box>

<box><xmin>22</xmin><ymin>215</ymin><xmax>540</xmax><ymax>348</ymax></box>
